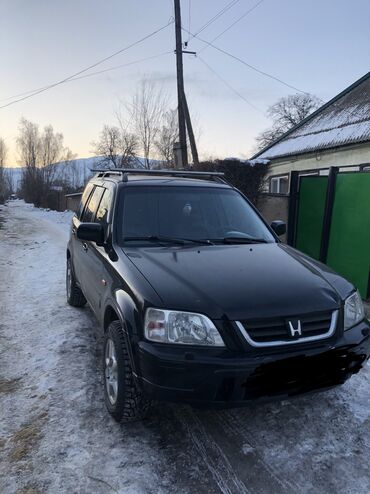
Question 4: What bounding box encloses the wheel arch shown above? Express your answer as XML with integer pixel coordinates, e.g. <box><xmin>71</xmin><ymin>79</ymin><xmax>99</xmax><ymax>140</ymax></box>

<box><xmin>104</xmin><ymin>305</ymin><xmax>120</xmax><ymax>331</ymax></box>
<box><xmin>103</xmin><ymin>291</ymin><xmax>141</xmax><ymax>376</ymax></box>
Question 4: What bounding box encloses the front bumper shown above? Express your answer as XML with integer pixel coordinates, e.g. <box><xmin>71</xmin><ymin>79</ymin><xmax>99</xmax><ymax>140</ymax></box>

<box><xmin>136</xmin><ymin>319</ymin><xmax>370</xmax><ymax>408</ymax></box>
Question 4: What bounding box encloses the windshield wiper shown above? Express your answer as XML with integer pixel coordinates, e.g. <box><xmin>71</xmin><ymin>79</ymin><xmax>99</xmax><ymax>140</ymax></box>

<box><xmin>218</xmin><ymin>236</ymin><xmax>269</xmax><ymax>244</ymax></box>
<box><xmin>123</xmin><ymin>235</ymin><xmax>213</xmax><ymax>245</ymax></box>
<box><xmin>124</xmin><ymin>235</ymin><xmax>186</xmax><ymax>245</ymax></box>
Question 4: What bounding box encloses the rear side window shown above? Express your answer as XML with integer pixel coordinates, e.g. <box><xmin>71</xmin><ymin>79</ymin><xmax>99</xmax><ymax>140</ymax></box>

<box><xmin>82</xmin><ymin>187</ymin><xmax>105</xmax><ymax>222</ymax></box>
<box><xmin>78</xmin><ymin>183</ymin><xmax>94</xmax><ymax>219</ymax></box>
<box><xmin>95</xmin><ymin>188</ymin><xmax>112</xmax><ymax>225</ymax></box>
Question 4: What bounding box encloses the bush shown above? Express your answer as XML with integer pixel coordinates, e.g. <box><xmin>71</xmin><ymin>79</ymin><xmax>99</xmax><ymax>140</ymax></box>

<box><xmin>192</xmin><ymin>159</ymin><xmax>268</xmax><ymax>205</ymax></box>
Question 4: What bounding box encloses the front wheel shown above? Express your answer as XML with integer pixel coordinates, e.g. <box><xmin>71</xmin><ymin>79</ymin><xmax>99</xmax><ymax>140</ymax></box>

<box><xmin>103</xmin><ymin>320</ymin><xmax>151</xmax><ymax>422</ymax></box>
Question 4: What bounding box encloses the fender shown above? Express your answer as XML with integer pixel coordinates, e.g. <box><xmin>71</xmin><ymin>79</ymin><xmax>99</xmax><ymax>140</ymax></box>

<box><xmin>104</xmin><ymin>289</ymin><xmax>143</xmax><ymax>379</ymax></box>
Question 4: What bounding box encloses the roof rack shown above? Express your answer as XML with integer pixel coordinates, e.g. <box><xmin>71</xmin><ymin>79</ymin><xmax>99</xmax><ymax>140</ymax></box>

<box><xmin>91</xmin><ymin>168</ymin><xmax>227</xmax><ymax>184</ymax></box>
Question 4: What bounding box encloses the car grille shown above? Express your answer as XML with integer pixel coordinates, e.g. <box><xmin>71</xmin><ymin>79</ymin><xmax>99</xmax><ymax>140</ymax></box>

<box><xmin>236</xmin><ymin>310</ymin><xmax>338</xmax><ymax>347</ymax></box>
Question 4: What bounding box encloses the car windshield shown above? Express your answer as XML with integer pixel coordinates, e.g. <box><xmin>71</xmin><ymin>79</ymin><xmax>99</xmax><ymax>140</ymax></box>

<box><xmin>118</xmin><ymin>186</ymin><xmax>276</xmax><ymax>245</ymax></box>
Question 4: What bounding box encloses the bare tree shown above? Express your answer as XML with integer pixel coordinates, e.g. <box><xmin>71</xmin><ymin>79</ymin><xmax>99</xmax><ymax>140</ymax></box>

<box><xmin>127</xmin><ymin>80</ymin><xmax>168</xmax><ymax>169</ymax></box>
<box><xmin>55</xmin><ymin>148</ymin><xmax>78</xmax><ymax>187</ymax></box>
<box><xmin>256</xmin><ymin>93</ymin><xmax>321</xmax><ymax>150</ymax></box>
<box><xmin>92</xmin><ymin>124</ymin><xmax>138</xmax><ymax>169</ymax></box>
<box><xmin>0</xmin><ymin>137</ymin><xmax>7</xmax><ymax>169</ymax></box>
<box><xmin>0</xmin><ymin>137</ymin><xmax>9</xmax><ymax>203</ymax></box>
<box><xmin>17</xmin><ymin>118</ymin><xmax>74</xmax><ymax>206</ymax></box>
<box><xmin>17</xmin><ymin>118</ymin><xmax>40</xmax><ymax>168</ymax></box>
<box><xmin>154</xmin><ymin>109</ymin><xmax>178</xmax><ymax>167</ymax></box>
<box><xmin>40</xmin><ymin>125</ymin><xmax>66</xmax><ymax>187</ymax></box>
<box><xmin>119</xmin><ymin>131</ymin><xmax>139</xmax><ymax>167</ymax></box>
<box><xmin>17</xmin><ymin>119</ymin><xmax>42</xmax><ymax>205</ymax></box>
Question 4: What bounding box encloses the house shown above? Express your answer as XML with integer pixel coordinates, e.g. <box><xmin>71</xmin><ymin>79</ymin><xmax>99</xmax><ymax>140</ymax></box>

<box><xmin>251</xmin><ymin>72</ymin><xmax>370</xmax><ymax>194</ymax></box>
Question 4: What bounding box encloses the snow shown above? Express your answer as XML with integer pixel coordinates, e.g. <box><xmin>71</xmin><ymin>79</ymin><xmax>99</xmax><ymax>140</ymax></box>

<box><xmin>1</xmin><ymin>200</ymin><xmax>370</xmax><ymax>493</ymax></box>
<box><xmin>247</xmin><ymin>158</ymin><xmax>270</xmax><ymax>166</ymax></box>
<box><xmin>258</xmin><ymin>118</ymin><xmax>370</xmax><ymax>159</ymax></box>
<box><xmin>0</xmin><ymin>201</ymin><xmax>170</xmax><ymax>493</ymax></box>
<box><xmin>12</xmin><ymin>200</ymin><xmax>75</xmax><ymax>228</ymax></box>
<box><xmin>224</xmin><ymin>157</ymin><xmax>270</xmax><ymax>165</ymax></box>
<box><xmin>256</xmin><ymin>75</ymin><xmax>370</xmax><ymax>160</ymax></box>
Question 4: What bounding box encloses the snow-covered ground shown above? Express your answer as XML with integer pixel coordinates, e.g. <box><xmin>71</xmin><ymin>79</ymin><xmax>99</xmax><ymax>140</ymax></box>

<box><xmin>1</xmin><ymin>200</ymin><xmax>370</xmax><ymax>494</ymax></box>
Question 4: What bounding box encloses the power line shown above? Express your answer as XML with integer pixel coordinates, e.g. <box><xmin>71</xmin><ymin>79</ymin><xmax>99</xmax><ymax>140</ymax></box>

<box><xmin>197</xmin><ymin>55</ymin><xmax>264</xmax><ymax>114</ymax></box>
<box><xmin>0</xmin><ymin>52</ymin><xmax>172</xmax><ymax>103</ymax></box>
<box><xmin>0</xmin><ymin>20</ymin><xmax>173</xmax><ymax>110</ymax></box>
<box><xmin>72</xmin><ymin>51</ymin><xmax>173</xmax><ymax>82</ymax></box>
<box><xmin>192</xmin><ymin>0</ymin><xmax>241</xmax><ymax>38</ymax></box>
<box><xmin>198</xmin><ymin>0</ymin><xmax>265</xmax><ymax>54</ymax></box>
<box><xmin>192</xmin><ymin>29</ymin><xmax>361</xmax><ymax>121</ymax></box>
<box><xmin>183</xmin><ymin>27</ymin><xmax>309</xmax><ymax>94</ymax></box>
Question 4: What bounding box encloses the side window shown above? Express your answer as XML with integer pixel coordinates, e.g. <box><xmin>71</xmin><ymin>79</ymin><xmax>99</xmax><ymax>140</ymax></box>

<box><xmin>78</xmin><ymin>183</ymin><xmax>94</xmax><ymax>219</ymax></box>
<box><xmin>82</xmin><ymin>187</ymin><xmax>105</xmax><ymax>222</ymax></box>
<box><xmin>95</xmin><ymin>188</ymin><xmax>112</xmax><ymax>225</ymax></box>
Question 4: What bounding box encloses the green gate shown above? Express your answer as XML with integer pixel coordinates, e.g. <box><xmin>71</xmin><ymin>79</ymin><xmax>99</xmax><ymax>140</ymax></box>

<box><xmin>295</xmin><ymin>176</ymin><xmax>328</xmax><ymax>260</ymax></box>
<box><xmin>326</xmin><ymin>173</ymin><xmax>370</xmax><ymax>298</ymax></box>
<box><xmin>291</xmin><ymin>169</ymin><xmax>370</xmax><ymax>299</ymax></box>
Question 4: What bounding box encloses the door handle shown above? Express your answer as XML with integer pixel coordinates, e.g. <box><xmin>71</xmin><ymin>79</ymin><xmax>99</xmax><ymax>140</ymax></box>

<box><xmin>82</xmin><ymin>242</ymin><xmax>88</xmax><ymax>252</ymax></box>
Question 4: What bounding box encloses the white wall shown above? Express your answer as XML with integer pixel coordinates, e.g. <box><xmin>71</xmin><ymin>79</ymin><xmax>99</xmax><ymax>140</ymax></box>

<box><xmin>267</xmin><ymin>143</ymin><xmax>370</xmax><ymax>179</ymax></box>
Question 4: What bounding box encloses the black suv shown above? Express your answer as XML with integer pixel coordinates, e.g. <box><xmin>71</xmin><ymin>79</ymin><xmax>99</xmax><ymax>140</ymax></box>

<box><xmin>66</xmin><ymin>169</ymin><xmax>370</xmax><ymax>422</ymax></box>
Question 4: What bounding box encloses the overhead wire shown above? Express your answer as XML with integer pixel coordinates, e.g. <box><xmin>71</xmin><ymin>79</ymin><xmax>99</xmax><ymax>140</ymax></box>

<box><xmin>197</xmin><ymin>38</ymin><xmax>360</xmax><ymax>124</ymax></box>
<box><xmin>197</xmin><ymin>55</ymin><xmax>264</xmax><ymax>114</ymax></box>
<box><xmin>195</xmin><ymin>31</ymin><xmax>361</xmax><ymax>121</ymax></box>
<box><xmin>191</xmin><ymin>0</ymin><xmax>241</xmax><ymax>38</ymax></box>
<box><xmin>0</xmin><ymin>52</ymin><xmax>173</xmax><ymax>103</ymax></box>
<box><xmin>183</xmin><ymin>27</ymin><xmax>310</xmax><ymax>94</ymax></box>
<box><xmin>0</xmin><ymin>20</ymin><xmax>174</xmax><ymax>110</ymax></box>
<box><xmin>198</xmin><ymin>0</ymin><xmax>265</xmax><ymax>54</ymax></box>
<box><xmin>189</xmin><ymin>5</ymin><xmax>363</xmax><ymax>121</ymax></box>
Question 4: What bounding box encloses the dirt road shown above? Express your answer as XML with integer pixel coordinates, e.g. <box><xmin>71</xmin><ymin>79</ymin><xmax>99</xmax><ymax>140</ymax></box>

<box><xmin>1</xmin><ymin>201</ymin><xmax>370</xmax><ymax>494</ymax></box>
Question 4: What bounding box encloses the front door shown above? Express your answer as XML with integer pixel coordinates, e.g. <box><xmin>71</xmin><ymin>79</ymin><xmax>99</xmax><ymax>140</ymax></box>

<box><xmin>77</xmin><ymin>185</ymin><xmax>105</xmax><ymax>310</ymax></box>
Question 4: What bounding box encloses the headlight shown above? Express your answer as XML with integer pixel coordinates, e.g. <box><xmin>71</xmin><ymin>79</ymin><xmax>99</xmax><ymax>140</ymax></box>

<box><xmin>344</xmin><ymin>290</ymin><xmax>365</xmax><ymax>330</ymax></box>
<box><xmin>144</xmin><ymin>308</ymin><xmax>225</xmax><ymax>346</ymax></box>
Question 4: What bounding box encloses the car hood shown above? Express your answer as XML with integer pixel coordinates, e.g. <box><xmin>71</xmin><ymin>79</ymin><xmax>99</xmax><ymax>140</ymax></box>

<box><xmin>123</xmin><ymin>243</ymin><xmax>350</xmax><ymax>320</ymax></box>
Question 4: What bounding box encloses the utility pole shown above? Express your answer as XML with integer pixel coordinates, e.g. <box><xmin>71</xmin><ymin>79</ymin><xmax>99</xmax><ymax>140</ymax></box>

<box><xmin>182</xmin><ymin>94</ymin><xmax>199</xmax><ymax>165</ymax></box>
<box><xmin>174</xmin><ymin>0</ymin><xmax>188</xmax><ymax>168</ymax></box>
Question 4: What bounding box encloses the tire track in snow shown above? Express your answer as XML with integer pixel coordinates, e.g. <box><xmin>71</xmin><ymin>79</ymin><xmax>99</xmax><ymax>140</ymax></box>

<box><xmin>175</xmin><ymin>407</ymin><xmax>251</xmax><ymax>494</ymax></box>
<box><xmin>213</xmin><ymin>410</ymin><xmax>298</xmax><ymax>493</ymax></box>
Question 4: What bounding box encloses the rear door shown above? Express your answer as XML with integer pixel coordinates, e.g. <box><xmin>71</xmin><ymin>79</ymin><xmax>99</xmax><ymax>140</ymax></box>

<box><xmin>89</xmin><ymin>184</ymin><xmax>115</xmax><ymax>315</ymax></box>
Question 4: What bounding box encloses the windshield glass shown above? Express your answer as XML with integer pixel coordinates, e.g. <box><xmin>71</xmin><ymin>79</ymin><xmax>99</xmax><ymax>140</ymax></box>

<box><xmin>118</xmin><ymin>186</ymin><xmax>275</xmax><ymax>245</ymax></box>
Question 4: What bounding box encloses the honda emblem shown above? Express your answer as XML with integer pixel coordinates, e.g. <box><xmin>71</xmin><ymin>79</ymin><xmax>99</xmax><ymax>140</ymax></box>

<box><xmin>288</xmin><ymin>320</ymin><xmax>302</xmax><ymax>337</ymax></box>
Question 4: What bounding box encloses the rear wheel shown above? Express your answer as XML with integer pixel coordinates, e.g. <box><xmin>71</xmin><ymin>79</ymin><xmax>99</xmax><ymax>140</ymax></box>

<box><xmin>104</xmin><ymin>320</ymin><xmax>151</xmax><ymax>422</ymax></box>
<box><xmin>66</xmin><ymin>257</ymin><xmax>86</xmax><ymax>307</ymax></box>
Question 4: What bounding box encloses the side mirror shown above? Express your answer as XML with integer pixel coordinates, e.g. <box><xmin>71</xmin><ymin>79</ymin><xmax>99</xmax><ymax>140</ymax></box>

<box><xmin>77</xmin><ymin>223</ymin><xmax>104</xmax><ymax>245</ymax></box>
<box><xmin>271</xmin><ymin>220</ymin><xmax>286</xmax><ymax>236</ymax></box>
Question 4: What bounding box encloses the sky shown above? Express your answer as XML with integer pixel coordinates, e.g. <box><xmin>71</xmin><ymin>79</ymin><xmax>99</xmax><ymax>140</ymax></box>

<box><xmin>1</xmin><ymin>0</ymin><xmax>370</xmax><ymax>166</ymax></box>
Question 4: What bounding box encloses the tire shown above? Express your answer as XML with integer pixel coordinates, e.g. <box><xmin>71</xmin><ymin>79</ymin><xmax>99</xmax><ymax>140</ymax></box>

<box><xmin>66</xmin><ymin>257</ymin><xmax>86</xmax><ymax>307</ymax></box>
<box><xmin>103</xmin><ymin>320</ymin><xmax>151</xmax><ymax>422</ymax></box>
